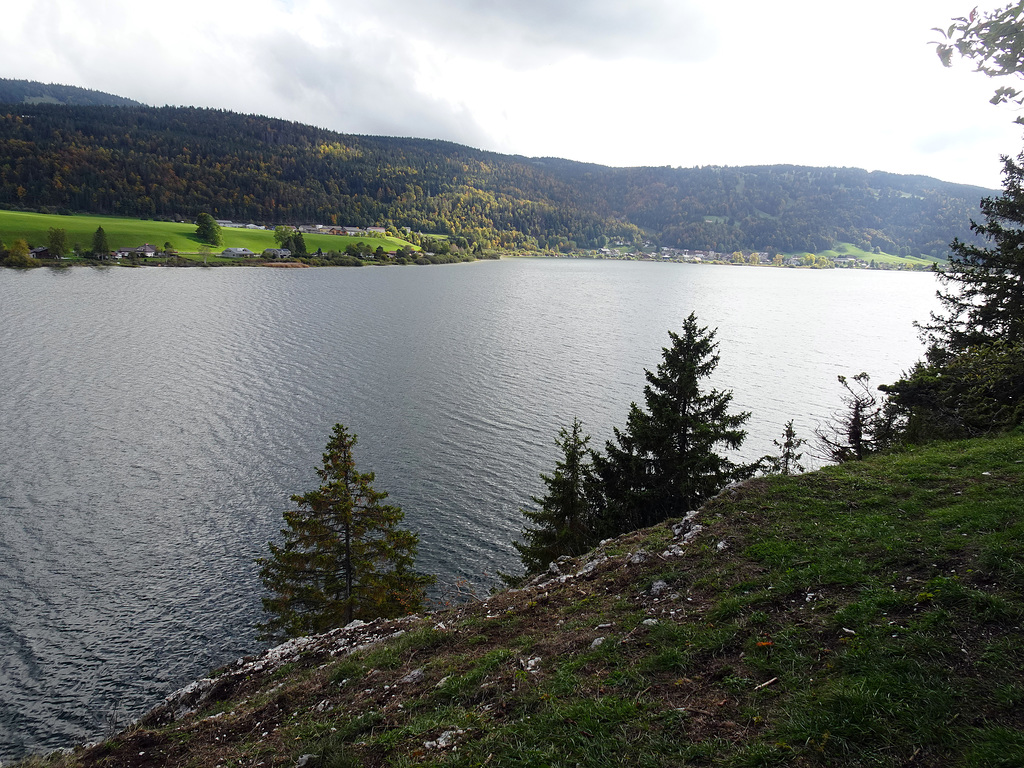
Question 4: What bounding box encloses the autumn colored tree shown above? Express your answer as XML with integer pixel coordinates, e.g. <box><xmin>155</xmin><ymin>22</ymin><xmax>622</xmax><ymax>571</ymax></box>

<box><xmin>257</xmin><ymin>424</ymin><xmax>434</xmax><ymax>640</ymax></box>
<box><xmin>2</xmin><ymin>238</ymin><xmax>34</xmax><ymax>268</ymax></box>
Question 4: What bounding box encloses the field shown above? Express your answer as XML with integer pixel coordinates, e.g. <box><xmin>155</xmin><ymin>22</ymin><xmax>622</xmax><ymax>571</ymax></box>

<box><xmin>0</xmin><ymin>210</ymin><xmax>417</xmax><ymax>257</ymax></box>
<box><xmin>817</xmin><ymin>242</ymin><xmax>941</xmax><ymax>266</ymax></box>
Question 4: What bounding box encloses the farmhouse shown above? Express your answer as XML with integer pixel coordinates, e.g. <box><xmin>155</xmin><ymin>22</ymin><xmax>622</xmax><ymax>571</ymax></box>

<box><xmin>222</xmin><ymin>247</ymin><xmax>256</xmax><ymax>258</ymax></box>
<box><xmin>117</xmin><ymin>243</ymin><xmax>157</xmax><ymax>258</ymax></box>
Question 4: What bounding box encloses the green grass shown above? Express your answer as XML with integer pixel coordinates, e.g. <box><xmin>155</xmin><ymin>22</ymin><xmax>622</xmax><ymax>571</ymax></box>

<box><xmin>30</xmin><ymin>432</ymin><xmax>1024</xmax><ymax>768</ymax></box>
<box><xmin>814</xmin><ymin>241</ymin><xmax>940</xmax><ymax>266</ymax></box>
<box><xmin>0</xmin><ymin>209</ymin><xmax>416</xmax><ymax>255</ymax></box>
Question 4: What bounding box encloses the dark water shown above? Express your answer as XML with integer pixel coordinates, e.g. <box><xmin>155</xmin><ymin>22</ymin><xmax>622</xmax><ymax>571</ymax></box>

<box><xmin>0</xmin><ymin>259</ymin><xmax>938</xmax><ymax>758</ymax></box>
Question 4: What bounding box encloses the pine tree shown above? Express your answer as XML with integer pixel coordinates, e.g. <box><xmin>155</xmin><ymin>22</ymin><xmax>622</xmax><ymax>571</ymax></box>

<box><xmin>596</xmin><ymin>313</ymin><xmax>755</xmax><ymax>535</ymax></box>
<box><xmin>814</xmin><ymin>373</ymin><xmax>891</xmax><ymax>463</ymax></box>
<box><xmin>919</xmin><ymin>153</ymin><xmax>1024</xmax><ymax>360</ymax></box>
<box><xmin>765</xmin><ymin>419</ymin><xmax>806</xmax><ymax>475</ymax></box>
<box><xmin>881</xmin><ymin>154</ymin><xmax>1024</xmax><ymax>441</ymax></box>
<box><xmin>514</xmin><ymin>418</ymin><xmax>602</xmax><ymax>575</ymax></box>
<box><xmin>90</xmin><ymin>226</ymin><xmax>109</xmax><ymax>258</ymax></box>
<box><xmin>257</xmin><ymin>424</ymin><xmax>434</xmax><ymax>640</ymax></box>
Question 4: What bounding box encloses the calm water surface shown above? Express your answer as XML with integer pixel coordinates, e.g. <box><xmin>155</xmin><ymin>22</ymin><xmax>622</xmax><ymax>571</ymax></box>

<box><xmin>0</xmin><ymin>259</ymin><xmax>938</xmax><ymax>758</ymax></box>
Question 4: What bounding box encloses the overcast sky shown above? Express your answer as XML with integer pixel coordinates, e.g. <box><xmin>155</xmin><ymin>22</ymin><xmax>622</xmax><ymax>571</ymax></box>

<box><xmin>3</xmin><ymin>0</ymin><xmax>1021</xmax><ymax>189</ymax></box>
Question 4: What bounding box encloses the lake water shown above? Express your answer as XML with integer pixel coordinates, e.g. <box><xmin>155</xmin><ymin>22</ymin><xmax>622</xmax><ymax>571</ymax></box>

<box><xmin>0</xmin><ymin>258</ymin><xmax>939</xmax><ymax>759</ymax></box>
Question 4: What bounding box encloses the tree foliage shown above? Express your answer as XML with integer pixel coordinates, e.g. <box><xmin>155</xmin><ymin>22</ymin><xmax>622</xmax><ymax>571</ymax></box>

<box><xmin>514</xmin><ymin>418</ymin><xmax>602</xmax><ymax>575</ymax></box>
<box><xmin>919</xmin><ymin>153</ymin><xmax>1024</xmax><ymax>358</ymax></box>
<box><xmin>596</xmin><ymin>314</ymin><xmax>755</xmax><ymax>535</ymax></box>
<box><xmin>883</xmin><ymin>154</ymin><xmax>1024</xmax><ymax>441</ymax></box>
<box><xmin>2</xmin><ymin>237</ymin><xmax>34</xmax><ymax>268</ymax></box>
<box><xmin>89</xmin><ymin>226</ymin><xmax>108</xmax><ymax>257</ymax></box>
<box><xmin>815</xmin><ymin>373</ymin><xmax>892</xmax><ymax>463</ymax></box>
<box><xmin>0</xmin><ymin>104</ymin><xmax>984</xmax><ymax>258</ymax></box>
<box><xmin>46</xmin><ymin>226</ymin><xmax>68</xmax><ymax>257</ymax></box>
<box><xmin>765</xmin><ymin>420</ymin><xmax>807</xmax><ymax>475</ymax></box>
<box><xmin>195</xmin><ymin>212</ymin><xmax>222</xmax><ymax>245</ymax></box>
<box><xmin>257</xmin><ymin>424</ymin><xmax>434</xmax><ymax>640</ymax></box>
<box><xmin>934</xmin><ymin>2</ymin><xmax>1024</xmax><ymax>116</ymax></box>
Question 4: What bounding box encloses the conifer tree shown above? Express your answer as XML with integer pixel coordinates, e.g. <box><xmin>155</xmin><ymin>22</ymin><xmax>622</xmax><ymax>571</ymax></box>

<box><xmin>257</xmin><ymin>424</ymin><xmax>434</xmax><ymax>640</ymax></box>
<box><xmin>514</xmin><ymin>418</ymin><xmax>602</xmax><ymax>574</ymax></box>
<box><xmin>815</xmin><ymin>373</ymin><xmax>891</xmax><ymax>463</ymax></box>
<box><xmin>765</xmin><ymin>419</ymin><xmax>806</xmax><ymax>475</ymax></box>
<box><xmin>596</xmin><ymin>313</ymin><xmax>755</xmax><ymax>535</ymax></box>
<box><xmin>918</xmin><ymin>153</ymin><xmax>1024</xmax><ymax>360</ymax></box>
<box><xmin>90</xmin><ymin>226</ymin><xmax>109</xmax><ymax>258</ymax></box>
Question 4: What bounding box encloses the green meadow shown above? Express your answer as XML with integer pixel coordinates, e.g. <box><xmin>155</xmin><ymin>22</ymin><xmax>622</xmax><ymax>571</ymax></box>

<box><xmin>0</xmin><ymin>209</ymin><xmax>416</xmax><ymax>256</ymax></box>
<box><xmin>816</xmin><ymin>241</ymin><xmax>940</xmax><ymax>266</ymax></box>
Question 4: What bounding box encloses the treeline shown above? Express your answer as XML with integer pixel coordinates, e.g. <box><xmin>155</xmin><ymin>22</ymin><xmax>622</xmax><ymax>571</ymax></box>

<box><xmin>513</xmin><ymin>152</ymin><xmax>1024</xmax><ymax>578</ymax></box>
<box><xmin>0</xmin><ymin>79</ymin><xmax>142</xmax><ymax>108</ymax></box>
<box><xmin>0</xmin><ymin>102</ymin><xmax>989</xmax><ymax>255</ymax></box>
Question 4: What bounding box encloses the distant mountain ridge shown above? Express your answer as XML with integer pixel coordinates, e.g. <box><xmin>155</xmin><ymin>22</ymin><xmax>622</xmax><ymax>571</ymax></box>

<box><xmin>0</xmin><ymin>85</ymin><xmax>993</xmax><ymax>256</ymax></box>
<box><xmin>0</xmin><ymin>79</ymin><xmax>142</xmax><ymax>107</ymax></box>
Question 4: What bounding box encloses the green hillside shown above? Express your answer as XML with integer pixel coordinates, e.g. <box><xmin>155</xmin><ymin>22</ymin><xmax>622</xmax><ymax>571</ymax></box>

<box><xmin>0</xmin><ymin>101</ymin><xmax>992</xmax><ymax>257</ymax></box>
<box><xmin>0</xmin><ymin>79</ymin><xmax>142</xmax><ymax>107</ymax></box>
<box><xmin>29</xmin><ymin>433</ymin><xmax>1024</xmax><ymax>768</ymax></box>
<box><xmin>0</xmin><ymin>210</ymin><xmax>417</xmax><ymax>259</ymax></box>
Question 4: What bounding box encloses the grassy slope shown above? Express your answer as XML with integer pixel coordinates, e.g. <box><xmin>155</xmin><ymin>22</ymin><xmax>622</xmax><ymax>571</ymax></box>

<box><xmin>26</xmin><ymin>433</ymin><xmax>1024</xmax><ymax>768</ymax></box>
<box><xmin>816</xmin><ymin>242</ymin><xmax>940</xmax><ymax>267</ymax></box>
<box><xmin>0</xmin><ymin>210</ymin><xmax>416</xmax><ymax>255</ymax></box>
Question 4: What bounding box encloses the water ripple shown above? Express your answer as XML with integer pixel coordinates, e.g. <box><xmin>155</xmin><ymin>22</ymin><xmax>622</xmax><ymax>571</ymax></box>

<box><xmin>0</xmin><ymin>260</ymin><xmax>937</xmax><ymax>759</ymax></box>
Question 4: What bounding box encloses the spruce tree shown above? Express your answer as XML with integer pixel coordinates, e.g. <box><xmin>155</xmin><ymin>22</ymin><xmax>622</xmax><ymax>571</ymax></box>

<box><xmin>596</xmin><ymin>313</ymin><xmax>755</xmax><ymax>535</ymax></box>
<box><xmin>884</xmin><ymin>155</ymin><xmax>1024</xmax><ymax>440</ymax></box>
<box><xmin>514</xmin><ymin>418</ymin><xmax>602</xmax><ymax>574</ymax></box>
<box><xmin>257</xmin><ymin>424</ymin><xmax>434</xmax><ymax>640</ymax></box>
<box><xmin>919</xmin><ymin>153</ymin><xmax>1024</xmax><ymax>360</ymax></box>
<box><xmin>90</xmin><ymin>226</ymin><xmax>109</xmax><ymax>258</ymax></box>
<box><xmin>765</xmin><ymin>419</ymin><xmax>806</xmax><ymax>475</ymax></box>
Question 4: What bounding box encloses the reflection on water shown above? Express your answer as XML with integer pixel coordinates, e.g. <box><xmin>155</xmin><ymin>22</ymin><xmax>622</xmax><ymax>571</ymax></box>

<box><xmin>0</xmin><ymin>260</ymin><xmax>937</xmax><ymax>758</ymax></box>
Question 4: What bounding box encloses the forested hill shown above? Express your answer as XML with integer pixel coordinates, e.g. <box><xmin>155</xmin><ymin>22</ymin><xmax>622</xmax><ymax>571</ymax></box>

<box><xmin>0</xmin><ymin>101</ymin><xmax>992</xmax><ymax>255</ymax></box>
<box><xmin>0</xmin><ymin>80</ymin><xmax>142</xmax><ymax>108</ymax></box>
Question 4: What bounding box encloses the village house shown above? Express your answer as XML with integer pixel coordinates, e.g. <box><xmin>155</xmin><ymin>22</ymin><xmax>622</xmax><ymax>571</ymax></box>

<box><xmin>117</xmin><ymin>243</ymin><xmax>158</xmax><ymax>258</ymax></box>
<box><xmin>221</xmin><ymin>247</ymin><xmax>256</xmax><ymax>258</ymax></box>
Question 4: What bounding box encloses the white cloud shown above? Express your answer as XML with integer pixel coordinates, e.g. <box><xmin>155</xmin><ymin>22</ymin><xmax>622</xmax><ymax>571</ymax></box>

<box><xmin>0</xmin><ymin>0</ymin><xmax>1019</xmax><ymax>188</ymax></box>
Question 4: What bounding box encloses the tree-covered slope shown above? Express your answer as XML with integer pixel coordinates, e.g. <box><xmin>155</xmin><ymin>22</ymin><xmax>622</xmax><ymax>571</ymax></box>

<box><xmin>0</xmin><ymin>80</ymin><xmax>142</xmax><ymax>108</ymax></box>
<box><xmin>0</xmin><ymin>101</ymin><xmax>991</xmax><ymax>255</ymax></box>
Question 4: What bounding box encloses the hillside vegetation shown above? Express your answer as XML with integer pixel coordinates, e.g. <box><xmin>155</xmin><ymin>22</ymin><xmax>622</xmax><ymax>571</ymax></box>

<box><xmin>0</xmin><ymin>102</ymin><xmax>990</xmax><ymax>257</ymax></box>
<box><xmin>0</xmin><ymin>80</ymin><xmax>142</xmax><ymax>108</ymax></box>
<box><xmin>29</xmin><ymin>432</ymin><xmax>1024</xmax><ymax>768</ymax></box>
<box><xmin>0</xmin><ymin>210</ymin><xmax>416</xmax><ymax>260</ymax></box>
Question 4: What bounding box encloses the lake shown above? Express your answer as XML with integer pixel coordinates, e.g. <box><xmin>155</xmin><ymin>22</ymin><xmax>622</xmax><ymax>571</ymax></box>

<box><xmin>0</xmin><ymin>258</ymin><xmax>939</xmax><ymax>758</ymax></box>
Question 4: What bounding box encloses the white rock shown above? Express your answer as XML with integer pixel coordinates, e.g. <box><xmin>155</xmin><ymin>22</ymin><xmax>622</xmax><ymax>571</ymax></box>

<box><xmin>399</xmin><ymin>668</ymin><xmax>425</xmax><ymax>685</ymax></box>
<box><xmin>425</xmin><ymin>729</ymin><xmax>464</xmax><ymax>749</ymax></box>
